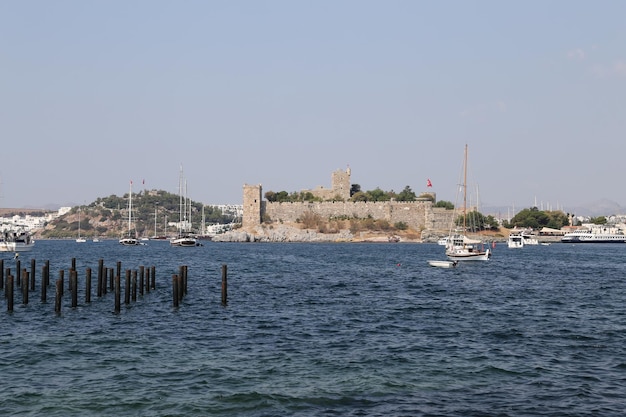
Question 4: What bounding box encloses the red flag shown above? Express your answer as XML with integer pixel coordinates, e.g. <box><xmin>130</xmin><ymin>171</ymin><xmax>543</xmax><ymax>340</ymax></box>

<box><xmin>142</xmin><ymin>179</ymin><xmax>145</xmax><ymax>185</ymax></box>
<box><xmin>427</xmin><ymin>178</ymin><xmax>432</xmax><ymax>188</ymax></box>
<box><xmin>130</xmin><ymin>180</ymin><xmax>133</xmax><ymax>185</ymax></box>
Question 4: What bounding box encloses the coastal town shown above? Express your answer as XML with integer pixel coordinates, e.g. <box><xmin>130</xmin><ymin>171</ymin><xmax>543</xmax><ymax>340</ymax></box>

<box><xmin>3</xmin><ymin>199</ymin><xmax>626</xmax><ymax>246</ymax></box>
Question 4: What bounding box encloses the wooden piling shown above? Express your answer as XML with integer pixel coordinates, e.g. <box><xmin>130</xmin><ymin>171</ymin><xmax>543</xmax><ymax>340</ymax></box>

<box><xmin>71</xmin><ymin>257</ymin><xmax>76</xmax><ymax>271</ymax></box>
<box><xmin>116</xmin><ymin>261</ymin><xmax>121</xmax><ymax>288</ymax></box>
<box><xmin>7</xmin><ymin>275</ymin><xmax>14</xmax><ymax>312</ymax></box>
<box><xmin>22</xmin><ymin>269</ymin><xmax>28</xmax><ymax>305</ymax></box>
<box><xmin>30</xmin><ymin>259</ymin><xmax>36</xmax><ymax>291</ymax></box>
<box><xmin>178</xmin><ymin>273</ymin><xmax>184</xmax><ymax>302</ymax></box>
<box><xmin>59</xmin><ymin>270</ymin><xmax>64</xmax><ymax>298</ymax></box>
<box><xmin>125</xmin><ymin>270</ymin><xmax>131</xmax><ymax>304</ymax></box>
<box><xmin>172</xmin><ymin>274</ymin><xmax>179</xmax><ymax>307</ymax></box>
<box><xmin>16</xmin><ymin>260</ymin><xmax>20</xmax><ymax>288</ymax></box>
<box><xmin>85</xmin><ymin>268</ymin><xmax>91</xmax><ymax>303</ymax></box>
<box><xmin>178</xmin><ymin>266</ymin><xmax>186</xmax><ymax>296</ymax></box>
<box><xmin>114</xmin><ymin>275</ymin><xmax>121</xmax><ymax>313</ymax></box>
<box><xmin>139</xmin><ymin>266</ymin><xmax>144</xmax><ymax>294</ymax></box>
<box><xmin>55</xmin><ymin>278</ymin><xmax>62</xmax><ymax>313</ymax></box>
<box><xmin>45</xmin><ymin>260</ymin><xmax>50</xmax><ymax>286</ymax></box>
<box><xmin>151</xmin><ymin>266</ymin><xmax>156</xmax><ymax>289</ymax></box>
<box><xmin>71</xmin><ymin>270</ymin><xmax>78</xmax><ymax>308</ymax></box>
<box><xmin>221</xmin><ymin>264</ymin><xmax>228</xmax><ymax>306</ymax></box>
<box><xmin>4</xmin><ymin>268</ymin><xmax>10</xmax><ymax>298</ymax></box>
<box><xmin>97</xmin><ymin>259</ymin><xmax>104</xmax><ymax>297</ymax></box>
<box><xmin>145</xmin><ymin>267</ymin><xmax>150</xmax><ymax>293</ymax></box>
<box><xmin>41</xmin><ymin>265</ymin><xmax>47</xmax><ymax>302</ymax></box>
<box><xmin>139</xmin><ymin>268</ymin><xmax>144</xmax><ymax>296</ymax></box>
<box><xmin>132</xmin><ymin>271</ymin><xmax>137</xmax><ymax>302</ymax></box>
<box><xmin>106</xmin><ymin>268</ymin><xmax>113</xmax><ymax>295</ymax></box>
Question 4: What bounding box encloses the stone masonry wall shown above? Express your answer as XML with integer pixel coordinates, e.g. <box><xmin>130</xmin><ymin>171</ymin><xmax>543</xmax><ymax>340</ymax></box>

<box><xmin>241</xmin><ymin>175</ymin><xmax>455</xmax><ymax>234</ymax></box>
<box><xmin>264</xmin><ymin>200</ymin><xmax>454</xmax><ymax>232</ymax></box>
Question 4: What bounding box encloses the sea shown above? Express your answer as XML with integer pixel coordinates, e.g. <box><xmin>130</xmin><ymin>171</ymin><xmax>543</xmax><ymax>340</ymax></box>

<box><xmin>1</xmin><ymin>240</ymin><xmax>625</xmax><ymax>416</ymax></box>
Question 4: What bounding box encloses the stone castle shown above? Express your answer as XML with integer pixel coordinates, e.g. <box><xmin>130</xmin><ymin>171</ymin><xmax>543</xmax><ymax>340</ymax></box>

<box><xmin>242</xmin><ymin>168</ymin><xmax>455</xmax><ymax>235</ymax></box>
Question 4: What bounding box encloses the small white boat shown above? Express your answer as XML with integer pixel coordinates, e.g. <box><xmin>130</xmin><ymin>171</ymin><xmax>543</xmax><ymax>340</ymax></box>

<box><xmin>428</xmin><ymin>260</ymin><xmax>458</xmax><ymax>268</ymax></box>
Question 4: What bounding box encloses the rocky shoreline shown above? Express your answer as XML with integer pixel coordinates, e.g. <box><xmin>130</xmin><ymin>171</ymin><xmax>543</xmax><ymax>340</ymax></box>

<box><xmin>211</xmin><ymin>224</ymin><xmax>423</xmax><ymax>243</ymax></box>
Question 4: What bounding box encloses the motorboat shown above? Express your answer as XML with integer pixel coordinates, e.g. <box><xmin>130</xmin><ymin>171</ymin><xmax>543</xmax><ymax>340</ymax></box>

<box><xmin>508</xmin><ymin>233</ymin><xmax>524</xmax><ymax>248</ymax></box>
<box><xmin>0</xmin><ymin>225</ymin><xmax>35</xmax><ymax>252</ymax></box>
<box><xmin>170</xmin><ymin>232</ymin><xmax>201</xmax><ymax>247</ymax></box>
<box><xmin>427</xmin><ymin>260</ymin><xmax>458</xmax><ymax>268</ymax></box>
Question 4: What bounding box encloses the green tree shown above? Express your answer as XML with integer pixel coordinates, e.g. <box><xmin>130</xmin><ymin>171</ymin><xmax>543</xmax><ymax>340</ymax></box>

<box><xmin>351</xmin><ymin>191</ymin><xmax>368</xmax><ymax>202</ymax></box>
<box><xmin>434</xmin><ymin>200</ymin><xmax>454</xmax><ymax>209</ymax></box>
<box><xmin>366</xmin><ymin>188</ymin><xmax>390</xmax><ymax>202</ymax></box>
<box><xmin>507</xmin><ymin>208</ymin><xmax>569</xmax><ymax>230</ymax></box>
<box><xmin>589</xmin><ymin>216</ymin><xmax>607</xmax><ymax>225</ymax></box>
<box><xmin>396</xmin><ymin>186</ymin><xmax>417</xmax><ymax>202</ymax></box>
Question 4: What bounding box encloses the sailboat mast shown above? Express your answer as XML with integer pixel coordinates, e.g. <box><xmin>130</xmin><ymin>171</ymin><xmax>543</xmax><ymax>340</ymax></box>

<box><xmin>128</xmin><ymin>181</ymin><xmax>133</xmax><ymax>237</ymax></box>
<box><xmin>184</xmin><ymin>179</ymin><xmax>189</xmax><ymax>232</ymax></box>
<box><xmin>179</xmin><ymin>165</ymin><xmax>183</xmax><ymax>235</ymax></box>
<box><xmin>463</xmin><ymin>144</ymin><xmax>468</xmax><ymax>232</ymax></box>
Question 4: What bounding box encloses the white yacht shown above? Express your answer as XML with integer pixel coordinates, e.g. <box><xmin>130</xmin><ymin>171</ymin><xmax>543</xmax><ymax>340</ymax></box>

<box><xmin>508</xmin><ymin>233</ymin><xmax>524</xmax><ymax>248</ymax></box>
<box><xmin>0</xmin><ymin>225</ymin><xmax>35</xmax><ymax>252</ymax></box>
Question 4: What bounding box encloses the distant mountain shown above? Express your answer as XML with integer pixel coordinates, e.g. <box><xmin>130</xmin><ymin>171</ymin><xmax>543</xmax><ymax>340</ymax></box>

<box><xmin>567</xmin><ymin>199</ymin><xmax>625</xmax><ymax>217</ymax></box>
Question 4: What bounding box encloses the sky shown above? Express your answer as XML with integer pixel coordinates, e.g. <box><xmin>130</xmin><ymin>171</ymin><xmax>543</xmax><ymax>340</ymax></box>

<box><xmin>1</xmin><ymin>1</ymin><xmax>625</xmax><ymax>213</ymax></box>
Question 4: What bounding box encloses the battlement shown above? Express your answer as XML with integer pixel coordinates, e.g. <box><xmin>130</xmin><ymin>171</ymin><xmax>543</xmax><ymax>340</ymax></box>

<box><xmin>241</xmin><ymin>169</ymin><xmax>453</xmax><ymax>233</ymax></box>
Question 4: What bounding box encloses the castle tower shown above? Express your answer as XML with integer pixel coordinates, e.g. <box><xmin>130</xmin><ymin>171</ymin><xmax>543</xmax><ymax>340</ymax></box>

<box><xmin>242</xmin><ymin>184</ymin><xmax>262</xmax><ymax>229</ymax></box>
<box><xmin>331</xmin><ymin>167</ymin><xmax>351</xmax><ymax>200</ymax></box>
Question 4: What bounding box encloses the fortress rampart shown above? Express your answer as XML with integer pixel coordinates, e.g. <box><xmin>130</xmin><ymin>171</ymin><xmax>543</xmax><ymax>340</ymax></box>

<box><xmin>261</xmin><ymin>200</ymin><xmax>452</xmax><ymax>232</ymax></box>
<box><xmin>242</xmin><ymin>168</ymin><xmax>454</xmax><ymax>234</ymax></box>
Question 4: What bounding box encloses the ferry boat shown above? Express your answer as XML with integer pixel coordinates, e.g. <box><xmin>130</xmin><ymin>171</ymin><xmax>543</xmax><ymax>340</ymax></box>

<box><xmin>561</xmin><ymin>229</ymin><xmax>626</xmax><ymax>243</ymax></box>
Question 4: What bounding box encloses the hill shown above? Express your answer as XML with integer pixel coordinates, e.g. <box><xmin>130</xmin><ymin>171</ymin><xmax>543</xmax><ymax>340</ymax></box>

<box><xmin>36</xmin><ymin>189</ymin><xmax>237</xmax><ymax>239</ymax></box>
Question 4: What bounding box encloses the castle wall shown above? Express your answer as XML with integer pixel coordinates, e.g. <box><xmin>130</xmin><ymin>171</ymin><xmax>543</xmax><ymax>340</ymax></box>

<box><xmin>241</xmin><ymin>171</ymin><xmax>455</xmax><ymax>234</ymax></box>
<box><xmin>264</xmin><ymin>200</ymin><xmax>454</xmax><ymax>232</ymax></box>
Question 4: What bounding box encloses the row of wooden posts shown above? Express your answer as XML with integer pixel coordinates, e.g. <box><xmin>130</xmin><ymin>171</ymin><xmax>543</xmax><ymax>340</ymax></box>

<box><xmin>171</xmin><ymin>264</ymin><xmax>228</xmax><ymax>307</ymax></box>
<box><xmin>1</xmin><ymin>258</ymin><xmax>228</xmax><ymax>313</ymax></box>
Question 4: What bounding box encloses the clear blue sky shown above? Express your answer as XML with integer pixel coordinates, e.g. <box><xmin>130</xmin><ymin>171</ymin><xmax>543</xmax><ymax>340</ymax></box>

<box><xmin>1</xmin><ymin>1</ymin><xmax>625</xmax><ymax>212</ymax></box>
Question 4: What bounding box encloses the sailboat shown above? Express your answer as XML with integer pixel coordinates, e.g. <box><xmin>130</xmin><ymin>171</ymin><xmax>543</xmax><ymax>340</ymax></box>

<box><xmin>445</xmin><ymin>144</ymin><xmax>491</xmax><ymax>261</ymax></box>
<box><xmin>76</xmin><ymin>207</ymin><xmax>86</xmax><ymax>243</ymax></box>
<box><xmin>119</xmin><ymin>180</ymin><xmax>141</xmax><ymax>246</ymax></box>
<box><xmin>170</xmin><ymin>166</ymin><xmax>199</xmax><ymax>247</ymax></box>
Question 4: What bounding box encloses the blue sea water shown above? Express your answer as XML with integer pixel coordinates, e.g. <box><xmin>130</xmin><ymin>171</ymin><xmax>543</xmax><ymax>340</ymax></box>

<box><xmin>1</xmin><ymin>240</ymin><xmax>625</xmax><ymax>416</ymax></box>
